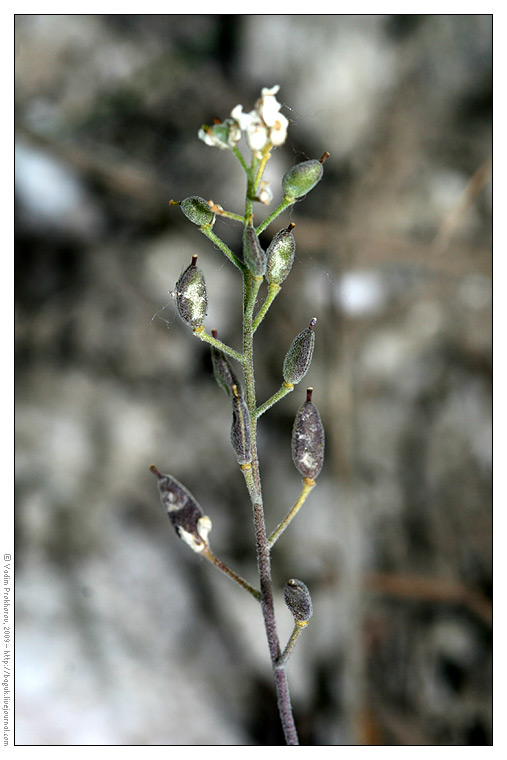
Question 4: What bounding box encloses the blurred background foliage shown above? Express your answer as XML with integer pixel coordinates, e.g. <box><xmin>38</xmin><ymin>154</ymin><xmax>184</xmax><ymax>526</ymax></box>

<box><xmin>15</xmin><ymin>14</ymin><xmax>492</xmax><ymax>746</ymax></box>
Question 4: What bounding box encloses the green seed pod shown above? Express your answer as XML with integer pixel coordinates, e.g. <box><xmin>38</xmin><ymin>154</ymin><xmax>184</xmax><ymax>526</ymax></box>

<box><xmin>230</xmin><ymin>385</ymin><xmax>252</xmax><ymax>466</ymax></box>
<box><xmin>282</xmin><ymin>318</ymin><xmax>317</xmax><ymax>385</ymax></box>
<box><xmin>150</xmin><ymin>465</ymin><xmax>212</xmax><ymax>553</ymax></box>
<box><xmin>282</xmin><ymin>152</ymin><xmax>329</xmax><ymax>200</ymax></box>
<box><xmin>284</xmin><ymin>579</ymin><xmax>313</xmax><ymax>624</ymax></box>
<box><xmin>291</xmin><ymin>388</ymin><xmax>325</xmax><ymax>480</ymax></box>
<box><xmin>179</xmin><ymin>196</ymin><xmax>215</xmax><ymax>226</ymax></box>
<box><xmin>210</xmin><ymin>329</ymin><xmax>242</xmax><ymax>397</ymax></box>
<box><xmin>243</xmin><ymin>219</ymin><xmax>266</xmax><ymax>277</ymax></box>
<box><xmin>266</xmin><ymin>223</ymin><xmax>296</xmax><ymax>286</ymax></box>
<box><xmin>175</xmin><ymin>255</ymin><xmax>208</xmax><ymax>329</ymax></box>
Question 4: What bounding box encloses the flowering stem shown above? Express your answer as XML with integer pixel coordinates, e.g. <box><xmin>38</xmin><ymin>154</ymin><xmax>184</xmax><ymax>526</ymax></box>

<box><xmin>199</xmin><ymin>224</ymin><xmax>245</xmax><ymax>271</ymax></box>
<box><xmin>202</xmin><ymin>546</ymin><xmax>261</xmax><ymax>601</ymax></box>
<box><xmin>252</xmin><ymin>142</ymin><xmax>273</xmax><ymax>195</ymax></box>
<box><xmin>241</xmin><ymin>268</ymin><xmax>299</xmax><ymax>746</ymax></box>
<box><xmin>268</xmin><ymin>478</ymin><xmax>316</xmax><ymax>550</ymax></box>
<box><xmin>192</xmin><ymin>327</ymin><xmax>244</xmax><ymax>363</ymax></box>
<box><xmin>256</xmin><ymin>382</ymin><xmax>294</xmax><ymax>420</ymax></box>
<box><xmin>232</xmin><ymin>146</ymin><xmax>250</xmax><ymax>174</ymax></box>
<box><xmin>252</xmin><ymin>283</ymin><xmax>281</xmax><ymax>333</ymax></box>
<box><xmin>256</xmin><ymin>197</ymin><xmax>295</xmax><ymax>236</ymax></box>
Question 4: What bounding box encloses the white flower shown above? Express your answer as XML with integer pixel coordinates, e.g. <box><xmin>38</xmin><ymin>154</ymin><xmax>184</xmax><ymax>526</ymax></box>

<box><xmin>269</xmin><ymin>112</ymin><xmax>289</xmax><ymax>146</ymax></box>
<box><xmin>198</xmin><ymin>118</ymin><xmax>241</xmax><ymax>150</ymax></box>
<box><xmin>257</xmin><ymin>181</ymin><xmax>273</xmax><ymax>205</ymax></box>
<box><xmin>230</xmin><ymin>104</ymin><xmax>252</xmax><ymax>132</ymax></box>
<box><xmin>246</xmin><ymin>116</ymin><xmax>269</xmax><ymax>154</ymax></box>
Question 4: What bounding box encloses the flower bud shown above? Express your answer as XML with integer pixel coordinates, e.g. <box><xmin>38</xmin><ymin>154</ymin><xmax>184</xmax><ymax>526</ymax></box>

<box><xmin>291</xmin><ymin>388</ymin><xmax>325</xmax><ymax>480</ymax></box>
<box><xmin>243</xmin><ymin>219</ymin><xmax>266</xmax><ymax>277</ymax></box>
<box><xmin>282</xmin><ymin>318</ymin><xmax>317</xmax><ymax>385</ymax></box>
<box><xmin>284</xmin><ymin>579</ymin><xmax>313</xmax><ymax>624</ymax></box>
<box><xmin>266</xmin><ymin>223</ymin><xmax>296</xmax><ymax>286</ymax></box>
<box><xmin>179</xmin><ymin>196</ymin><xmax>215</xmax><ymax>226</ymax></box>
<box><xmin>175</xmin><ymin>255</ymin><xmax>208</xmax><ymax>329</ymax></box>
<box><xmin>231</xmin><ymin>385</ymin><xmax>252</xmax><ymax>466</ymax></box>
<box><xmin>282</xmin><ymin>152</ymin><xmax>329</xmax><ymax>200</ymax></box>
<box><xmin>150</xmin><ymin>465</ymin><xmax>212</xmax><ymax>553</ymax></box>
<box><xmin>210</xmin><ymin>329</ymin><xmax>242</xmax><ymax>397</ymax></box>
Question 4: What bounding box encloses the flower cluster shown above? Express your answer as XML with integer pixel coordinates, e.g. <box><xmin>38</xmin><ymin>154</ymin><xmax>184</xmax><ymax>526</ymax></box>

<box><xmin>198</xmin><ymin>85</ymin><xmax>289</xmax><ymax>157</ymax></box>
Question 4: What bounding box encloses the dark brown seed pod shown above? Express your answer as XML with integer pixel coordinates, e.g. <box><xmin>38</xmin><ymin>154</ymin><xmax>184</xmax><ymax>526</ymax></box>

<box><xmin>266</xmin><ymin>223</ymin><xmax>296</xmax><ymax>286</ymax></box>
<box><xmin>175</xmin><ymin>255</ymin><xmax>208</xmax><ymax>329</ymax></box>
<box><xmin>243</xmin><ymin>219</ymin><xmax>266</xmax><ymax>277</ymax></box>
<box><xmin>284</xmin><ymin>579</ymin><xmax>313</xmax><ymax>624</ymax></box>
<box><xmin>210</xmin><ymin>329</ymin><xmax>242</xmax><ymax>397</ymax></box>
<box><xmin>150</xmin><ymin>465</ymin><xmax>212</xmax><ymax>553</ymax></box>
<box><xmin>230</xmin><ymin>384</ymin><xmax>252</xmax><ymax>466</ymax></box>
<box><xmin>291</xmin><ymin>388</ymin><xmax>325</xmax><ymax>480</ymax></box>
<box><xmin>282</xmin><ymin>318</ymin><xmax>317</xmax><ymax>385</ymax></box>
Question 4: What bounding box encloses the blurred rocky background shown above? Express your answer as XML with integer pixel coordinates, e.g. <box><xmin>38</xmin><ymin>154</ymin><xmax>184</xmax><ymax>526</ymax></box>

<box><xmin>15</xmin><ymin>15</ymin><xmax>492</xmax><ymax>746</ymax></box>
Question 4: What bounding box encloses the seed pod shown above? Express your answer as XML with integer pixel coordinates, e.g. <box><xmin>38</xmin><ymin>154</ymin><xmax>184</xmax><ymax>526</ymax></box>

<box><xmin>179</xmin><ymin>196</ymin><xmax>215</xmax><ymax>226</ymax></box>
<box><xmin>266</xmin><ymin>223</ymin><xmax>296</xmax><ymax>286</ymax></box>
<box><xmin>282</xmin><ymin>152</ymin><xmax>329</xmax><ymax>200</ymax></box>
<box><xmin>282</xmin><ymin>318</ymin><xmax>317</xmax><ymax>385</ymax></box>
<box><xmin>175</xmin><ymin>255</ymin><xmax>208</xmax><ymax>329</ymax></box>
<box><xmin>210</xmin><ymin>329</ymin><xmax>242</xmax><ymax>397</ymax></box>
<box><xmin>243</xmin><ymin>219</ymin><xmax>266</xmax><ymax>277</ymax></box>
<box><xmin>150</xmin><ymin>465</ymin><xmax>212</xmax><ymax>553</ymax></box>
<box><xmin>284</xmin><ymin>579</ymin><xmax>313</xmax><ymax>624</ymax></box>
<box><xmin>230</xmin><ymin>385</ymin><xmax>252</xmax><ymax>465</ymax></box>
<box><xmin>291</xmin><ymin>388</ymin><xmax>325</xmax><ymax>480</ymax></box>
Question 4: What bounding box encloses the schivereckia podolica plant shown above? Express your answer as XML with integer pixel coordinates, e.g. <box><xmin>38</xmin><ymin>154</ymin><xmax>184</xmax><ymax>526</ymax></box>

<box><xmin>151</xmin><ymin>86</ymin><xmax>327</xmax><ymax>746</ymax></box>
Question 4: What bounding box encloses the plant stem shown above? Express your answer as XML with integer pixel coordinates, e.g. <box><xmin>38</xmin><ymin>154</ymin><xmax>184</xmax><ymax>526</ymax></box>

<box><xmin>192</xmin><ymin>327</ymin><xmax>244</xmax><ymax>363</ymax></box>
<box><xmin>241</xmin><ymin>269</ymin><xmax>299</xmax><ymax>746</ymax></box>
<box><xmin>256</xmin><ymin>382</ymin><xmax>294</xmax><ymax>420</ymax></box>
<box><xmin>253</xmin><ymin>283</ymin><xmax>281</xmax><ymax>333</ymax></box>
<box><xmin>276</xmin><ymin>622</ymin><xmax>308</xmax><ymax>669</ymax></box>
<box><xmin>268</xmin><ymin>478</ymin><xmax>316</xmax><ymax>549</ymax></box>
<box><xmin>256</xmin><ymin>197</ymin><xmax>294</xmax><ymax>236</ymax></box>
<box><xmin>202</xmin><ymin>546</ymin><xmax>260</xmax><ymax>601</ymax></box>
<box><xmin>199</xmin><ymin>224</ymin><xmax>245</xmax><ymax>271</ymax></box>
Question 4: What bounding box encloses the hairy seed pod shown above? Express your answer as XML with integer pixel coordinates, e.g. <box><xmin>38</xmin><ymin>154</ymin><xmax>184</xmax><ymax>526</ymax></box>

<box><xmin>284</xmin><ymin>579</ymin><xmax>313</xmax><ymax>624</ymax></box>
<box><xmin>175</xmin><ymin>255</ymin><xmax>208</xmax><ymax>329</ymax></box>
<box><xmin>282</xmin><ymin>152</ymin><xmax>329</xmax><ymax>200</ymax></box>
<box><xmin>282</xmin><ymin>318</ymin><xmax>317</xmax><ymax>385</ymax></box>
<box><xmin>179</xmin><ymin>196</ymin><xmax>215</xmax><ymax>226</ymax></box>
<box><xmin>150</xmin><ymin>466</ymin><xmax>212</xmax><ymax>553</ymax></box>
<box><xmin>211</xmin><ymin>329</ymin><xmax>242</xmax><ymax>397</ymax></box>
<box><xmin>291</xmin><ymin>388</ymin><xmax>325</xmax><ymax>480</ymax></box>
<box><xmin>266</xmin><ymin>223</ymin><xmax>296</xmax><ymax>286</ymax></box>
<box><xmin>243</xmin><ymin>219</ymin><xmax>266</xmax><ymax>277</ymax></box>
<box><xmin>230</xmin><ymin>385</ymin><xmax>252</xmax><ymax>465</ymax></box>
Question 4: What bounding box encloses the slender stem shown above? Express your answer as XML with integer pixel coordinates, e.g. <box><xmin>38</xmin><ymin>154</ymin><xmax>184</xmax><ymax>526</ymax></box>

<box><xmin>256</xmin><ymin>382</ymin><xmax>294</xmax><ymax>420</ymax></box>
<box><xmin>252</xmin><ymin>142</ymin><xmax>273</xmax><ymax>195</ymax></box>
<box><xmin>207</xmin><ymin>202</ymin><xmax>245</xmax><ymax>224</ymax></box>
<box><xmin>256</xmin><ymin>197</ymin><xmax>295</xmax><ymax>236</ymax></box>
<box><xmin>232</xmin><ymin>145</ymin><xmax>249</xmax><ymax>174</ymax></box>
<box><xmin>241</xmin><ymin>268</ymin><xmax>299</xmax><ymax>746</ymax></box>
<box><xmin>268</xmin><ymin>478</ymin><xmax>316</xmax><ymax>550</ymax></box>
<box><xmin>253</xmin><ymin>283</ymin><xmax>281</xmax><ymax>333</ymax></box>
<box><xmin>276</xmin><ymin>622</ymin><xmax>308</xmax><ymax>669</ymax></box>
<box><xmin>199</xmin><ymin>224</ymin><xmax>245</xmax><ymax>271</ymax></box>
<box><xmin>192</xmin><ymin>327</ymin><xmax>244</xmax><ymax>364</ymax></box>
<box><xmin>202</xmin><ymin>546</ymin><xmax>260</xmax><ymax>601</ymax></box>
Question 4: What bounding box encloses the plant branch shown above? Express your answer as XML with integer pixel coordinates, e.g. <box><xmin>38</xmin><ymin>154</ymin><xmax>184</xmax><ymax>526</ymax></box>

<box><xmin>276</xmin><ymin>621</ymin><xmax>308</xmax><ymax>669</ymax></box>
<box><xmin>256</xmin><ymin>382</ymin><xmax>294</xmax><ymax>420</ymax></box>
<box><xmin>268</xmin><ymin>478</ymin><xmax>316</xmax><ymax>549</ymax></box>
<box><xmin>256</xmin><ymin>197</ymin><xmax>295</xmax><ymax>236</ymax></box>
<box><xmin>192</xmin><ymin>327</ymin><xmax>244</xmax><ymax>363</ymax></box>
<box><xmin>253</xmin><ymin>283</ymin><xmax>281</xmax><ymax>333</ymax></box>
<box><xmin>199</xmin><ymin>224</ymin><xmax>245</xmax><ymax>271</ymax></box>
<box><xmin>202</xmin><ymin>546</ymin><xmax>260</xmax><ymax>601</ymax></box>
